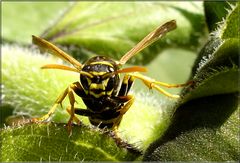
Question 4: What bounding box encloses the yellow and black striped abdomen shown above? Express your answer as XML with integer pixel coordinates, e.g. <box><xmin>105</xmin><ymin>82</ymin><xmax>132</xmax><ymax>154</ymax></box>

<box><xmin>88</xmin><ymin>109</ymin><xmax>122</xmax><ymax>129</ymax></box>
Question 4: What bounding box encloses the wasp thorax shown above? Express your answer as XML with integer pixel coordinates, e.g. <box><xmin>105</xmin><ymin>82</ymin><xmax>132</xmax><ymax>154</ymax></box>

<box><xmin>80</xmin><ymin>56</ymin><xmax>120</xmax><ymax>98</ymax></box>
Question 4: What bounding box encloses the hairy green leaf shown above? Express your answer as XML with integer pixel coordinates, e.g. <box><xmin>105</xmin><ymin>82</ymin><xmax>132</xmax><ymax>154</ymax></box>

<box><xmin>182</xmin><ymin>38</ymin><xmax>239</xmax><ymax>102</ymax></box>
<box><xmin>204</xmin><ymin>1</ymin><xmax>234</xmax><ymax>32</ymax></box>
<box><xmin>144</xmin><ymin>106</ymin><xmax>239</xmax><ymax>161</ymax></box>
<box><xmin>143</xmin><ymin>2</ymin><xmax>239</xmax><ymax>161</ymax></box>
<box><xmin>41</xmin><ymin>2</ymin><xmax>206</xmax><ymax>64</ymax></box>
<box><xmin>143</xmin><ymin>93</ymin><xmax>239</xmax><ymax>161</ymax></box>
<box><xmin>0</xmin><ymin>123</ymin><xmax>141</xmax><ymax>161</ymax></box>
<box><xmin>221</xmin><ymin>2</ymin><xmax>240</xmax><ymax>39</ymax></box>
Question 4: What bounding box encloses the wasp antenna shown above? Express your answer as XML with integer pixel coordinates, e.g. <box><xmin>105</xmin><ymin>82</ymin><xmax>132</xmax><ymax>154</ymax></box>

<box><xmin>102</xmin><ymin>66</ymin><xmax>147</xmax><ymax>79</ymax></box>
<box><xmin>79</xmin><ymin>71</ymin><xmax>94</xmax><ymax>78</ymax></box>
<box><xmin>116</xmin><ymin>66</ymin><xmax>147</xmax><ymax>74</ymax></box>
<box><xmin>41</xmin><ymin>64</ymin><xmax>80</xmax><ymax>73</ymax></box>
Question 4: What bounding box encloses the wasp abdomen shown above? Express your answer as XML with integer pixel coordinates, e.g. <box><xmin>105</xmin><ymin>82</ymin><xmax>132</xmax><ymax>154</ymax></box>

<box><xmin>89</xmin><ymin>109</ymin><xmax>121</xmax><ymax>129</ymax></box>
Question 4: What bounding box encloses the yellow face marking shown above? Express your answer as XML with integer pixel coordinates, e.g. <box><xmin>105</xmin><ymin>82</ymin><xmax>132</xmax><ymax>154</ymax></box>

<box><xmin>88</xmin><ymin>77</ymin><xmax>116</xmax><ymax>98</ymax></box>
<box><xmin>86</xmin><ymin>78</ymin><xmax>92</xmax><ymax>85</ymax></box>
<box><xmin>102</xmin><ymin>78</ymin><xmax>109</xmax><ymax>87</ymax></box>
<box><xmin>90</xmin><ymin>83</ymin><xmax>105</xmax><ymax>90</ymax></box>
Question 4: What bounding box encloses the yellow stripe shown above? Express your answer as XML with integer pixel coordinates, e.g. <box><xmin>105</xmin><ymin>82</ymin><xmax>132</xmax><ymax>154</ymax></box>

<box><xmin>106</xmin><ymin>89</ymin><xmax>114</xmax><ymax>96</ymax></box>
<box><xmin>86</xmin><ymin>78</ymin><xmax>92</xmax><ymax>85</ymax></box>
<box><xmin>90</xmin><ymin>91</ymin><xmax>105</xmax><ymax>98</ymax></box>
<box><xmin>89</xmin><ymin>89</ymin><xmax>114</xmax><ymax>98</ymax></box>
<box><xmin>90</xmin><ymin>71</ymin><xmax>107</xmax><ymax>76</ymax></box>
<box><xmin>102</xmin><ymin>78</ymin><xmax>109</xmax><ymax>87</ymax></box>
<box><xmin>90</xmin><ymin>83</ymin><xmax>105</xmax><ymax>90</ymax></box>
<box><xmin>123</xmin><ymin>75</ymin><xmax>129</xmax><ymax>84</ymax></box>
<box><xmin>90</xmin><ymin>61</ymin><xmax>114</xmax><ymax>67</ymax></box>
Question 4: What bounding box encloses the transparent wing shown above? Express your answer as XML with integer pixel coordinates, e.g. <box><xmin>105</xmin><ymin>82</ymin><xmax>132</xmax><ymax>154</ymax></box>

<box><xmin>119</xmin><ymin>20</ymin><xmax>177</xmax><ymax>65</ymax></box>
<box><xmin>32</xmin><ymin>35</ymin><xmax>82</xmax><ymax>70</ymax></box>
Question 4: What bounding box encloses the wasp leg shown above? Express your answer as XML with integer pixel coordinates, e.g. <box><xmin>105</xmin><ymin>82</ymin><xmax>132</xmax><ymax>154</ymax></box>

<box><xmin>113</xmin><ymin>95</ymin><xmax>135</xmax><ymax>131</ymax></box>
<box><xmin>113</xmin><ymin>74</ymin><xmax>135</xmax><ymax>131</ymax></box>
<box><xmin>129</xmin><ymin>72</ymin><xmax>192</xmax><ymax>98</ymax></box>
<box><xmin>150</xmin><ymin>80</ymin><xmax>193</xmax><ymax>88</ymax></box>
<box><xmin>108</xmin><ymin>95</ymin><xmax>134</xmax><ymax>141</ymax></box>
<box><xmin>63</xmin><ymin>82</ymin><xmax>87</xmax><ymax>134</ymax></box>
<box><xmin>66</xmin><ymin>107</ymin><xmax>81</xmax><ymax>125</ymax></box>
<box><xmin>31</xmin><ymin>87</ymin><xmax>69</xmax><ymax>123</ymax></box>
<box><xmin>117</xmin><ymin>95</ymin><xmax>135</xmax><ymax>114</ymax></box>
<box><xmin>118</xmin><ymin>75</ymin><xmax>135</xmax><ymax>96</ymax></box>
<box><xmin>66</xmin><ymin>87</ymin><xmax>77</xmax><ymax>134</ymax></box>
<box><xmin>31</xmin><ymin>82</ymin><xmax>84</xmax><ymax>130</ymax></box>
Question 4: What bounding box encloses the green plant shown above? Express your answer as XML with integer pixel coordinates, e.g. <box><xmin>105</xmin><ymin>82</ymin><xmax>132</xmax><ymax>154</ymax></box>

<box><xmin>1</xmin><ymin>1</ymin><xmax>239</xmax><ymax>161</ymax></box>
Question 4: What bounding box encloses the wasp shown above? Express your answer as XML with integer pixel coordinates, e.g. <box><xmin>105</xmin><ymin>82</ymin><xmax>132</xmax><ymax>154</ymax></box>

<box><xmin>31</xmin><ymin>20</ymin><xmax>191</xmax><ymax>132</ymax></box>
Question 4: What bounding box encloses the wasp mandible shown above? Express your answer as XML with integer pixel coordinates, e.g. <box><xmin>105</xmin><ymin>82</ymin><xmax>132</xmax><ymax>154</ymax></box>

<box><xmin>31</xmin><ymin>20</ymin><xmax>191</xmax><ymax>132</ymax></box>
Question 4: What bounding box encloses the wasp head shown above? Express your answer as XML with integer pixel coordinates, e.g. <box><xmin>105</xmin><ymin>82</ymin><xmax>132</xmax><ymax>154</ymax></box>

<box><xmin>80</xmin><ymin>56</ymin><xmax>120</xmax><ymax>98</ymax></box>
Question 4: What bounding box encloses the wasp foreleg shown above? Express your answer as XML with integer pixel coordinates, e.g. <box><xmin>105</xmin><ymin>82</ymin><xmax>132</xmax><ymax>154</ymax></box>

<box><xmin>129</xmin><ymin>73</ymin><xmax>192</xmax><ymax>98</ymax></box>
<box><xmin>31</xmin><ymin>82</ymin><xmax>84</xmax><ymax>132</ymax></box>
<box><xmin>117</xmin><ymin>95</ymin><xmax>135</xmax><ymax>114</ymax></box>
<box><xmin>113</xmin><ymin>95</ymin><xmax>135</xmax><ymax>131</ymax></box>
<box><xmin>66</xmin><ymin>107</ymin><xmax>81</xmax><ymax>124</ymax></box>
<box><xmin>31</xmin><ymin>86</ymin><xmax>69</xmax><ymax>123</ymax></box>
<box><xmin>65</xmin><ymin>82</ymin><xmax>86</xmax><ymax>134</ymax></box>
<box><xmin>113</xmin><ymin>74</ymin><xmax>135</xmax><ymax>130</ymax></box>
<box><xmin>118</xmin><ymin>75</ymin><xmax>135</xmax><ymax>96</ymax></box>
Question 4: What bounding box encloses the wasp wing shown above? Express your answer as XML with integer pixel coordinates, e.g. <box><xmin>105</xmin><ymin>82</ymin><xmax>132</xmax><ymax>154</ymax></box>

<box><xmin>119</xmin><ymin>20</ymin><xmax>177</xmax><ymax>65</ymax></box>
<box><xmin>32</xmin><ymin>35</ymin><xmax>82</xmax><ymax>70</ymax></box>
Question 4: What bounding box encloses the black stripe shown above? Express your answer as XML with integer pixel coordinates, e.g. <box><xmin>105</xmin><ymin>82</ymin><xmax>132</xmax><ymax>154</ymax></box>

<box><xmin>126</xmin><ymin>76</ymin><xmax>134</xmax><ymax>94</ymax></box>
<box><xmin>92</xmin><ymin>110</ymin><xmax>120</xmax><ymax>120</ymax></box>
<box><xmin>90</xmin><ymin>89</ymin><xmax>105</xmax><ymax>94</ymax></box>
<box><xmin>118</xmin><ymin>83</ymin><xmax>127</xmax><ymax>96</ymax></box>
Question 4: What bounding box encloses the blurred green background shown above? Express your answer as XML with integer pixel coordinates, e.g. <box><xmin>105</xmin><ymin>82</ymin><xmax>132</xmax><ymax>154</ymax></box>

<box><xmin>2</xmin><ymin>1</ymin><xmax>205</xmax><ymax>94</ymax></box>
